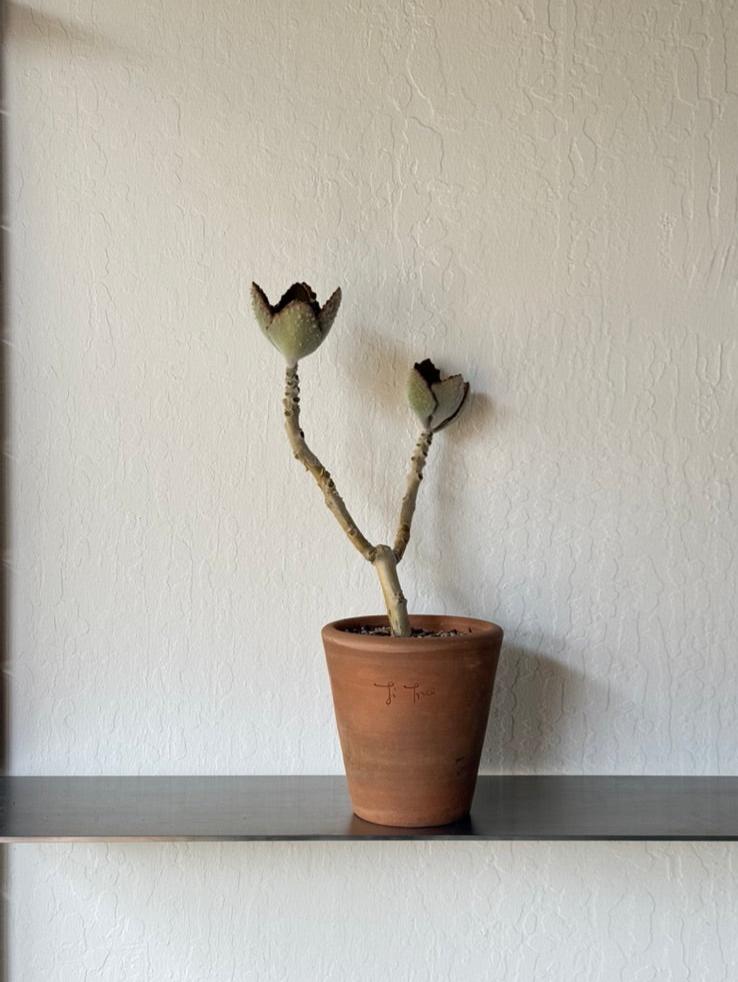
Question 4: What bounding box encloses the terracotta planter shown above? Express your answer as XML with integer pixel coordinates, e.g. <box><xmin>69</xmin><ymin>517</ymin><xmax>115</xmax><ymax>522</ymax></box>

<box><xmin>322</xmin><ymin>614</ymin><xmax>503</xmax><ymax>827</ymax></box>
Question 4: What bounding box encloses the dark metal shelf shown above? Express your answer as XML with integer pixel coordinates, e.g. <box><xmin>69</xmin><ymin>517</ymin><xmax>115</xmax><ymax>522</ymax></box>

<box><xmin>2</xmin><ymin>775</ymin><xmax>737</xmax><ymax>842</ymax></box>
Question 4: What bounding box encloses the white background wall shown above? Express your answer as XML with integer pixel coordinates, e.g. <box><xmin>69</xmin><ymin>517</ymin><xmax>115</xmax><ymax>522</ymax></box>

<box><xmin>5</xmin><ymin>0</ymin><xmax>738</xmax><ymax>978</ymax></box>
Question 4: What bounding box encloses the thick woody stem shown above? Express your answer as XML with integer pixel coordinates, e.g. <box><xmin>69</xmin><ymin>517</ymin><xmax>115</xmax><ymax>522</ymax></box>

<box><xmin>372</xmin><ymin>544</ymin><xmax>411</xmax><ymax>637</ymax></box>
<box><xmin>283</xmin><ymin>366</ymin><xmax>375</xmax><ymax>561</ymax></box>
<box><xmin>393</xmin><ymin>429</ymin><xmax>433</xmax><ymax>562</ymax></box>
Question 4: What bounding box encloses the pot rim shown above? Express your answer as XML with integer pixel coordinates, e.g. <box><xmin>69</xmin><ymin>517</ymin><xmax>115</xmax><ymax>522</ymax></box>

<box><xmin>322</xmin><ymin>613</ymin><xmax>503</xmax><ymax>652</ymax></box>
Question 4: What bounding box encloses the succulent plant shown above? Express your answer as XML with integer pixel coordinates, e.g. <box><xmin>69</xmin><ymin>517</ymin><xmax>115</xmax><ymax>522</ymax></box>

<box><xmin>251</xmin><ymin>280</ymin><xmax>470</xmax><ymax>637</ymax></box>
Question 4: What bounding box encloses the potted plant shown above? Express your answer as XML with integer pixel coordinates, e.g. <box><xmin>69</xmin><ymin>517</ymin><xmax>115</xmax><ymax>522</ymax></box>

<box><xmin>251</xmin><ymin>281</ymin><xmax>503</xmax><ymax>827</ymax></box>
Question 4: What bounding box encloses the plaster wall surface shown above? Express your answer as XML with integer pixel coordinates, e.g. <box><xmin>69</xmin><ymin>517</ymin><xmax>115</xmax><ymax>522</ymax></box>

<box><xmin>5</xmin><ymin>0</ymin><xmax>738</xmax><ymax>978</ymax></box>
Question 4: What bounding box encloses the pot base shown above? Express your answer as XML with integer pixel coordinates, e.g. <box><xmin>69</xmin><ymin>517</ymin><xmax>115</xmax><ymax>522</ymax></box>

<box><xmin>353</xmin><ymin>805</ymin><xmax>469</xmax><ymax>829</ymax></box>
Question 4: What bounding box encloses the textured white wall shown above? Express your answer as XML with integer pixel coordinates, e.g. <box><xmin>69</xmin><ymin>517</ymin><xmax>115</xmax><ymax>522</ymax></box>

<box><xmin>6</xmin><ymin>0</ymin><xmax>738</xmax><ymax>978</ymax></box>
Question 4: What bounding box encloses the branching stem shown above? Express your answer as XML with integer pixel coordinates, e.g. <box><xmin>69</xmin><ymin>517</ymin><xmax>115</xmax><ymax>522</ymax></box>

<box><xmin>283</xmin><ymin>365</ymin><xmax>414</xmax><ymax>637</ymax></box>
<box><xmin>393</xmin><ymin>429</ymin><xmax>433</xmax><ymax>562</ymax></box>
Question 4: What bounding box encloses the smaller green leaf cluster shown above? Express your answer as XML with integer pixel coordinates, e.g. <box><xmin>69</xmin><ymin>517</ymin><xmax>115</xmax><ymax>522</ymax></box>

<box><xmin>407</xmin><ymin>359</ymin><xmax>469</xmax><ymax>432</ymax></box>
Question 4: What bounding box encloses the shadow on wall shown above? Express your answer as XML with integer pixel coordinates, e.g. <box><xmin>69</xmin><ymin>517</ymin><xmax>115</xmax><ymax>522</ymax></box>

<box><xmin>0</xmin><ymin>10</ymin><xmax>123</xmax><ymax>982</ymax></box>
<box><xmin>1</xmin><ymin>4</ymin><xmax>8</xmax><ymax>982</ymax></box>
<box><xmin>480</xmin><ymin>646</ymin><xmax>591</xmax><ymax>774</ymax></box>
<box><xmin>325</xmin><ymin>329</ymin><xmax>594</xmax><ymax>775</ymax></box>
<box><xmin>6</xmin><ymin>1</ymin><xmax>125</xmax><ymax>51</ymax></box>
<box><xmin>423</xmin><ymin>417</ymin><xmax>599</xmax><ymax>775</ymax></box>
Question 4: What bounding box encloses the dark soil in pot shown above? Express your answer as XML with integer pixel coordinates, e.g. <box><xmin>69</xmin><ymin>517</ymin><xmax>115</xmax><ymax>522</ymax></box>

<box><xmin>341</xmin><ymin>625</ymin><xmax>465</xmax><ymax>638</ymax></box>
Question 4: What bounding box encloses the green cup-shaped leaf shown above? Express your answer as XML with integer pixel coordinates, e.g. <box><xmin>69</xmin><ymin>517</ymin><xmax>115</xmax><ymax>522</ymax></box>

<box><xmin>251</xmin><ymin>282</ymin><xmax>342</xmax><ymax>365</ymax></box>
<box><xmin>407</xmin><ymin>358</ymin><xmax>470</xmax><ymax>432</ymax></box>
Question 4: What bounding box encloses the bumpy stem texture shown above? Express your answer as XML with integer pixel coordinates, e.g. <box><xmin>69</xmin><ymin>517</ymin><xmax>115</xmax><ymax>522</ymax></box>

<box><xmin>393</xmin><ymin>429</ymin><xmax>433</xmax><ymax>562</ymax></box>
<box><xmin>372</xmin><ymin>545</ymin><xmax>411</xmax><ymax>637</ymax></box>
<box><xmin>283</xmin><ymin>366</ymin><xmax>375</xmax><ymax>561</ymax></box>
